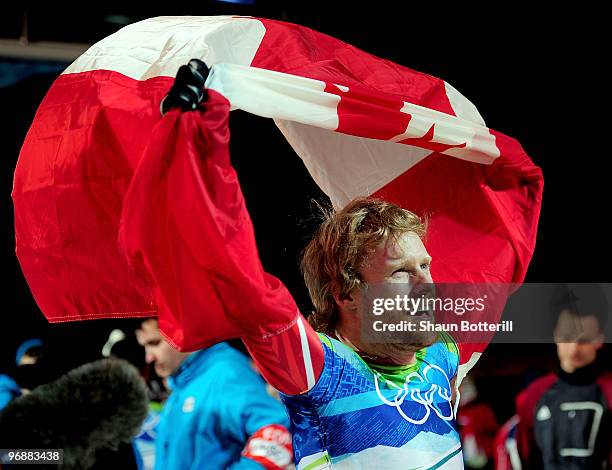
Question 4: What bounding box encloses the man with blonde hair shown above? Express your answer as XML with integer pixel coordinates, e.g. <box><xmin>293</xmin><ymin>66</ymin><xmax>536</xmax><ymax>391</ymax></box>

<box><xmin>241</xmin><ymin>197</ymin><xmax>462</xmax><ymax>469</ymax></box>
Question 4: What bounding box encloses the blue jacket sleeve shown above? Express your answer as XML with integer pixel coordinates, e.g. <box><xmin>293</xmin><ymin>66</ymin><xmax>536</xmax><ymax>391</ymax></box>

<box><xmin>209</xmin><ymin>361</ymin><xmax>291</xmax><ymax>469</ymax></box>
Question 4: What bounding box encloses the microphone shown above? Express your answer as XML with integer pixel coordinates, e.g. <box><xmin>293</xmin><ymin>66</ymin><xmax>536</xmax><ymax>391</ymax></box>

<box><xmin>0</xmin><ymin>359</ymin><xmax>149</xmax><ymax>469</ymax></box>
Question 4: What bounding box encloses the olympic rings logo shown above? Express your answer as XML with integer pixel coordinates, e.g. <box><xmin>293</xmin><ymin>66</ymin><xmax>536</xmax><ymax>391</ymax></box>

<box><xmin>374</xmin><ymin>364</ymin><xmax>454</xmax><ymax>425</ymax></box>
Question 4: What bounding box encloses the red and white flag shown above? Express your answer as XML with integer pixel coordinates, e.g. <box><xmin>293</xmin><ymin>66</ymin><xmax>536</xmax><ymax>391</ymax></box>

<box><xmin>13</xmin><ymin>16</ymin><xmax>543</xmax><ymax>371</ymax></box>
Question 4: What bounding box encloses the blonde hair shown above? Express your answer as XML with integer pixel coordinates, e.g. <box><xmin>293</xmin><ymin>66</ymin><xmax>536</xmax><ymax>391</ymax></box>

<box><xmin>301</xmin><ymin>197</ymin><xmax>426</xmax><ymax>334</ymax></box>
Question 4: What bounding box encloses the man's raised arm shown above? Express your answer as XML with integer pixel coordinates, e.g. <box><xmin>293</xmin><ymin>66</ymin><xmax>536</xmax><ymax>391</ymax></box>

<box><xmin>120</xmin><ymin>77</ymin><xmax>324</xmax><ymax>395</ymax></box>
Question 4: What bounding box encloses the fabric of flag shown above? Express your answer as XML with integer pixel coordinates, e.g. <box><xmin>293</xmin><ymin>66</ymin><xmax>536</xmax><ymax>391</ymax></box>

<box><xmin>118</xmin><ymin>91</ymin><xmax>301</xmax><ymax>350</ymax></box>
<box><xmin>12</xmin><ymin>16</ymin><xmax>543</xmax><ymax>373</ymax></box>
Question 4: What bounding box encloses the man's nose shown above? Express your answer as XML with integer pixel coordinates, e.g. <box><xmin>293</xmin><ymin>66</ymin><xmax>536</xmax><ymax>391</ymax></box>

<box><xmin>409</xmin><ymin>269</ymin><xmax>433</xmax><ymax>299</ymax></box>
<box><xmin>413</xmin><ymin>268</ymin><xmax>432</xmax><ymax>285</ymax></box>
<box><xmin>145</xmin><ymin>351</ymin><xmax>155</xmax><ymax>364</ymax></box>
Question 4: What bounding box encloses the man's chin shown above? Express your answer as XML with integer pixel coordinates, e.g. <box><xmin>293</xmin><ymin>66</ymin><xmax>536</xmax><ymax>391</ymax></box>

<box><xmin>390</xmin><ymin>332</ymin><xmax>438</xmax><ymax>353</ymax></box>
<box><xmin>155</xmin><ymin>366</ymin><xmax>170</xmax><ymax>378</ymax></box>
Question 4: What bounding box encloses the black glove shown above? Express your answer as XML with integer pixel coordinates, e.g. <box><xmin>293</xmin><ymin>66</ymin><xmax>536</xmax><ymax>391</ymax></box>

<box><xmin>160</xmin><ymin>59</ymin><xmax>210</xmax><ymax>115</ymax></box>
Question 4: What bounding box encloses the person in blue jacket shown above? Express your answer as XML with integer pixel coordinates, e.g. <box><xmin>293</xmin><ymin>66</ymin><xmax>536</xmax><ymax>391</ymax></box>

<box><xmin>0</xmin><ymin>374</ymin><xmax>21</xmax><ymax>411</ymax></box>
<box><xmin>1</xmin><ymin>338</ymin><xmax>45</xmax><ymax>411</ymax></box>
<box><xmin>135</xmin><ymin>319</ymin><xmax>293</xmax><ymax>470</ymax></box>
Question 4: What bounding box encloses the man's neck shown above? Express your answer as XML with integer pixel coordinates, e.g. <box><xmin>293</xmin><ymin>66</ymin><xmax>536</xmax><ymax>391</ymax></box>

<box><xmin>558</xmin><ymin>359</ymin><xmax>601</xmax><ymax>385</ymax></box>
<box><xmin>334</xmin><ymin>327</ymin><xmax>417</xmax><ymax>367</ymax></box>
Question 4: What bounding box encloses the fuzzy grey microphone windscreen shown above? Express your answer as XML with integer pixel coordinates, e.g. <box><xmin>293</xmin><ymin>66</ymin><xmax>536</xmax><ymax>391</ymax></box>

<box><xmin>0</xmin><ymin>358</ymin><xmax>149</xmax><ymax>469</ymax></box>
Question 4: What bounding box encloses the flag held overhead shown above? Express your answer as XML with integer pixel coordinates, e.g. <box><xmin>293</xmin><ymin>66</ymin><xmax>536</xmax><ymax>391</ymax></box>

<box><xmin>12</xmin><ymin>17</ymin><xmax>543</xmax><ymax>369</ymax></box>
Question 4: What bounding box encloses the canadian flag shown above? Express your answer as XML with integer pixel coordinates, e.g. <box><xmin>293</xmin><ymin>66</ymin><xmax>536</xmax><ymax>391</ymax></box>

<box><xmin>13</xmin><ymin>16</ymin><xmax>543</xmax><ymax>371</ymax></box>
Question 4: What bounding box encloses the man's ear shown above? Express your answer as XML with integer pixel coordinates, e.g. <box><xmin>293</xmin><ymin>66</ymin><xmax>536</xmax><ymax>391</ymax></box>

<box><xmin>333</xmin><ymin>290</ymin><xmax>358</xmax><ymax>312</ymax></box>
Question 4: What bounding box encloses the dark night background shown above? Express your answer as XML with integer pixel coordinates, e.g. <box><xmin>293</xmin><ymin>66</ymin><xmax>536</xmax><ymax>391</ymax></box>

<box><xmin>0</xmin><ymin>2</ymin><xmax>608</xmax><ymax>424</ymax></box>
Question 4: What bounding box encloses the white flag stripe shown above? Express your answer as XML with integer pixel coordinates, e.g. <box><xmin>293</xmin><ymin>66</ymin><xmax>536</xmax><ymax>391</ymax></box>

<box><xmin>275</xmin><ymin>118</ymin><xmax>431</xmax><ymax>209</ymax></box>
<box><xmin>63</xmin><ymin>16</ymin><xmax>266</xmax><ymax>79</ymax></box>
<box><xmin>206</xmin><ymin>63</ymin><xmax>340</xmax><ymax>129</ymax></box>
<box><xmin>443</xmin><ymin>81</ymin><xmax>487</xmax><ymax>126</ymax></box>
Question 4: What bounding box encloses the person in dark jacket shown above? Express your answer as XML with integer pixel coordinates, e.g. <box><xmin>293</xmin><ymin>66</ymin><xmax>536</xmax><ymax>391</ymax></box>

<box><xmin>496</xmin><ymin>284</ymin><xmax>612</xmax><ymax>470</ymax></box>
